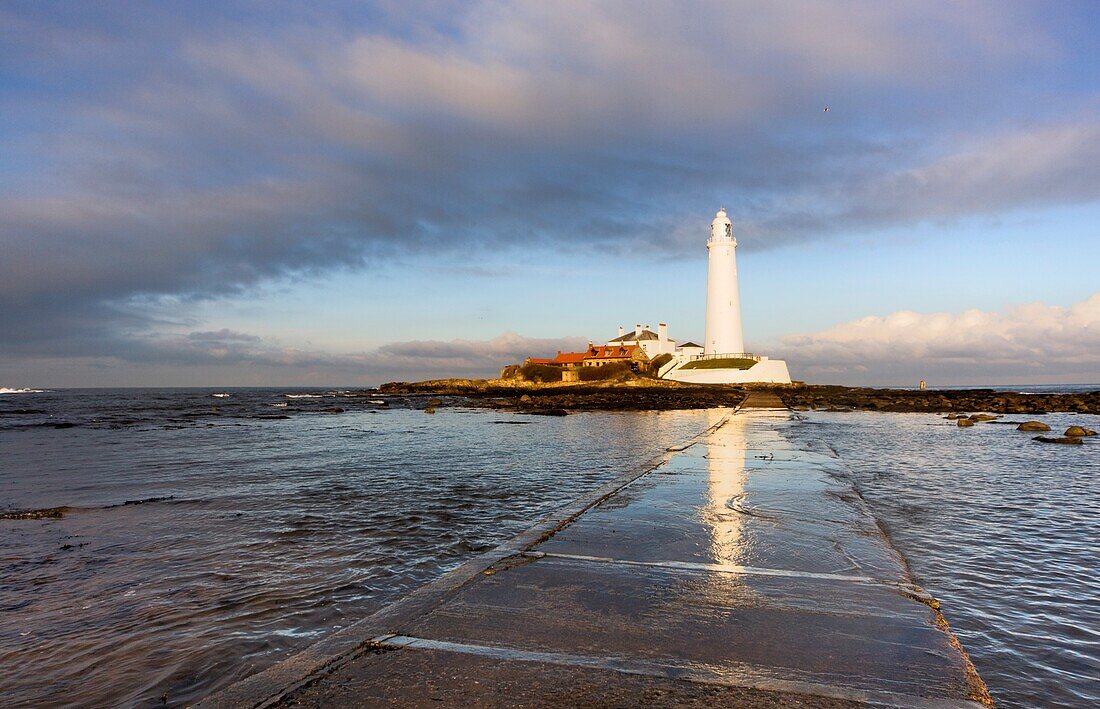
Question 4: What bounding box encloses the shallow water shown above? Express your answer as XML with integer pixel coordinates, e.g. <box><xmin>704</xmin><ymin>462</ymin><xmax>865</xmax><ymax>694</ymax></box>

<box><xmin>786</xmin><ymin>410</ymin><xmax>1100</xmax><ymax>709</ymax></box>
<box><xmin>3</xmin><ymin>390</ymin><xmax>1097</xmax><ymax>707</ymax></box>
<box><xmin>0</xmin><ymin>389</ymin><xmax>715</xmax><ymax>707</ymax></box>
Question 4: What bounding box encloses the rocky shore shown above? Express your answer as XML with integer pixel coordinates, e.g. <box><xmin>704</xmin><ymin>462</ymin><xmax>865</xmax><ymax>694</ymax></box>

<box><xmin>776</xmin><ymin>385</ymin><xmax>1100</xmax><ymax>415</ymax></box>
<box><xmin>377</xmin><ymin>379</ymin><xmax>1100</xmax><ymax>414</ymax></box>
<box><xmin>378</xmin><ymin>378</ymin><xmax>745</xmax><ymax>412</ymax></box>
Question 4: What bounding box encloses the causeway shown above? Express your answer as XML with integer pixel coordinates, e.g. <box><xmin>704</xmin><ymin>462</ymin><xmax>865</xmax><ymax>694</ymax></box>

<box><xmin>200</xmin><ymin>392</ymin><xmax>991</xmax><ymax>708</ymax></box>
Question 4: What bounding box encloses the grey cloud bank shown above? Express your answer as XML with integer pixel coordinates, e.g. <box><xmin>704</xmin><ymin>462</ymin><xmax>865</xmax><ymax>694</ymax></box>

<box><xmin>0</xmin><ymin>331</ymin><xmax>589</xmax><ymax>388</ymax></box>
<box><xmin>2</xmin><ymin>1</ymin><xmax>1099</xmax><ymax>384</ymax></box>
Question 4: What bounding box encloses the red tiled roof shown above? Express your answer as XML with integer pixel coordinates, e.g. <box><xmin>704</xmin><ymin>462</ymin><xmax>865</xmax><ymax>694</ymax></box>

<box><xmin>553</xmin><ymin>351</ymin><xmax>587</xmax><ymax>365</ymax></box>
<box><xmin>528</xmin><ymin>352</ymin><xmax>588</xmax><ymax>365</ymax></box>
<box><xmin>585</xmin><ymin>344</ymin><xmax>640</xmax><ymax>360</ymax></box>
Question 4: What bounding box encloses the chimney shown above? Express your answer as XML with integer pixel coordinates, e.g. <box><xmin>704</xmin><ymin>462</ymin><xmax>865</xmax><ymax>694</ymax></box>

<box><xmin>658</xmin><ymin>323</ymin><xmax>668</xmax><ymax>345</ymax></box>
<box><xmin>635</xmin><ymin>324</ymin><xmax>642</xmax><ymax>338</ymax></box>
<box><xmin>618</xmin><ymin>325</ymin><xmax>625</xmax><ymax>337</ymax></box>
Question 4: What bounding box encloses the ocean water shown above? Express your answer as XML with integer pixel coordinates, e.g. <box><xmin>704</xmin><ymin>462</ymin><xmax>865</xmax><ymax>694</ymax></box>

<box><xmin>786</xmin><ymin>410</ymin><xmax>1099</xmax><ymax>709</ymax></box>
<box><xmin>2</xmin><ymin>389</ymin><xmax>1097</xmax><ymax>708</ymax></box>
<box><xmin>914</xmin><ymin>384</ymin><xmax>1100</xmax><ymax>395</ymax></box>
<box><xmin>0</xmin><ymin>389</ymin><xmax>715</xmax><ymax>707</ymax></box>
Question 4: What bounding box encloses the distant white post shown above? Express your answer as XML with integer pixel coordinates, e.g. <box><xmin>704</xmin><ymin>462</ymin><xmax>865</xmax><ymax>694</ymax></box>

<box><xmin>704</xmin><ymin>208</ymin><xmax>744</xmax><ymax>355</ymax></box>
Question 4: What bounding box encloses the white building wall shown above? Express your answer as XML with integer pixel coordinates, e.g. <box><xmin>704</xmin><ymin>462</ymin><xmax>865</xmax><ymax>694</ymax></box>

<box><xmin>609</xmin><ymin>322</ymin><xmax>677</xmax><ymax>357</ymax></box>
<box><xmin>638</xmin><ymin>339</ymin><xmax>677</xmax><ymax>357</ymax></box>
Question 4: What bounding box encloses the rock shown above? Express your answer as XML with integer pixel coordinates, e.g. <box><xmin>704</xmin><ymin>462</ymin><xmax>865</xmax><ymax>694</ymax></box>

<box><xmin>425</xmin><ymin>398</ymin><xmax>443</xmax><ymax>407</ymax></box>
<box><xmin>118</xmin><ymin>496</ymin><xmax>174</xmax><ymax>507</ymax></box>
<box><xmin>424</xmin><ymin>408</ymin><xmax>436</xmax><ymax>414</ymax></box>
<box><xmin>1016</xmin><ymin>421</ymin><xmax>1051</xmax><ymax>432</ymax></box>
<box><xmin>0</xmin><ymin>506</ymin><xmax>70</xmax><ymax>520</ymax></box>
<box><xmin>1033</xmin><ymin>436</ymin><xmax>1083</xmax><ymax>445</ymax></box>
<box><xmin>528</xmin><ymin>409</ymin><xmax>568</xmax><ymax>416</ymax></box>
<box><xmin>957</xmin><ymin>418</ymin><xmax>975</xmax><ymax>427</ymax></box>
<box><xmin>969</xmin><ymin>413</ymin><xmax>999</xmax><ymax>422</ymax></box>
<box><xmin>518</xmin><ymin>395</ymin><xmax>532</xmax><ymax>403</ymax></box>
<box><xmin>946</xmin><ymin>413</ymin><xmax>962</xmax><ymax>420</ymax></box>
<box><xmin>1064</xmin><ymin>425</ymin><xmax>1097</xmax><ymax>437</ymax></box>
<box><xmin>323</xmin><ymin>407</ymin><xmax>344</xmax><ymax>413</ymax></box>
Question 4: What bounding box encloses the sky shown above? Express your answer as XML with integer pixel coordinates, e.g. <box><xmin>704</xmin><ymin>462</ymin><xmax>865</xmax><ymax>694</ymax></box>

<box><xmin>2</xmin><ymin>0</ymin><xmax>1099</xmax><ymax>387</ymax></box>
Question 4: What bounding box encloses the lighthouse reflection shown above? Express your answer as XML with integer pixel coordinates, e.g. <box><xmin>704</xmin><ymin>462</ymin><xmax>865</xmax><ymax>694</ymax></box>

<box><xmin>701</xmin><ymin>409</ymin><xmax>749</xmax><ymax>565</ymax></box>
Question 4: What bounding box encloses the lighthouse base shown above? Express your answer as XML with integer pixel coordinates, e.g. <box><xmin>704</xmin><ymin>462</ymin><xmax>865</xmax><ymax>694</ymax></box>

<box><xmin>661</xmin><ymin>356</ymin><xmax>792</xmax><ymax>385</ymax></box>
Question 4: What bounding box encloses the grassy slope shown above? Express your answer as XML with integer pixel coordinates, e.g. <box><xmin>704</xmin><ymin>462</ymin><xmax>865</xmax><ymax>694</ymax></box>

<box><xmin>679</xmin><ymin>357</ymin><xmax>757</xmax><ymax>370</ymax></box>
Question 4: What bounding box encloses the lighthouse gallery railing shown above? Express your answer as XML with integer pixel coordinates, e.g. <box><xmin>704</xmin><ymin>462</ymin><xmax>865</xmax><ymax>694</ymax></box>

<box><xmin>690</xmin><ymin>352</ymin><xmax>759</xmax><ymax>361</ymax></box>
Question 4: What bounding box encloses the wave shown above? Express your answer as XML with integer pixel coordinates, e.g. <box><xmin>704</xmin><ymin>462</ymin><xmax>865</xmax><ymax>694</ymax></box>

<box><xmin>285</xmin><ymin>394</ymin><xmax>323</xmax><ymax>398</ymax></box>
<box><xmin>0</xmin><ymin>387</ymin><xmax>46</xmax><ymax>394</ymax></box>
<box><xmin>2</xmin><ymin>496</ymin><xmax>178</xmax><ymax>520</ymax></box>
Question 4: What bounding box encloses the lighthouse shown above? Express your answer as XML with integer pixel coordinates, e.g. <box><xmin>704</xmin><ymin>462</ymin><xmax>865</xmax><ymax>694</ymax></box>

<box><xmin>704</xmin><ymin>208</ymin><xmax>744</xmax><ymax>355</ymax></box>
<box><xmin>660</xmin><ymin>206</ymin><xmax>792</xmax><ymax>384</ymax></box>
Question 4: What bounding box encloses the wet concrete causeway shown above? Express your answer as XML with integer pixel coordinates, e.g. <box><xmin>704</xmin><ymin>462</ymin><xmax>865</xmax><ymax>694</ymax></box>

<box><xmin>201</xmin><ymin>394</ymin><xmax>991</xmax><ymax>708</ymax></box>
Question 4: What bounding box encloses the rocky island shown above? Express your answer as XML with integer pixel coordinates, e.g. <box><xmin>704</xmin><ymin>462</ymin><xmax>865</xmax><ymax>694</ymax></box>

<box><xmin>377</xmin><ymin>378</ymin><xmax>1100</xmax><ymax>414</ymax></box>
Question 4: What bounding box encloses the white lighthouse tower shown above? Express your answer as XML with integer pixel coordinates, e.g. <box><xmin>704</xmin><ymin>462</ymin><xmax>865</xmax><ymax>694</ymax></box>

<box><xmin>704</xmin><ymin>208</ymin><xmax>744</xmax><ymax>355</ymax></box>
<box><xmin>661</xmin><ymin>206</ymin><xmax>792</xmax><ymax>385</ymax></box>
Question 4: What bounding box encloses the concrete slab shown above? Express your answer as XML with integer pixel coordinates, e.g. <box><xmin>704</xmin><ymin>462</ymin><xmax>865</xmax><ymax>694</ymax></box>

<box><xmin>540</xmin><ymin>408</ymin><xmax>901</xmax><ymax>578</ymax></box>
<box><xmin>406</xmin><ymin>556</ymin><xmax>972</xmax><ymax>700</ymax></box>
<box><xmin>292</xmin><ymin>645</ymin><xmax>867</xmax><ymax>708</ymax></box>
<box><xmin>538</xmin><ymin>458</ymin><xmax>902</xmax><ymax>576</ymax></box>
<box><xmin>203</xmin><ymin>404</ymin><xmax>991</xmax><ymax>708</ymax></box>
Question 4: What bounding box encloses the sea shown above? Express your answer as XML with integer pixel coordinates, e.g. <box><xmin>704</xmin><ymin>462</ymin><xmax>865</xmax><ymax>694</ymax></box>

<box><xmin>1</xmin><ymin>387</ymin><xmax>1097</xmax><ymax>708</ymax></box>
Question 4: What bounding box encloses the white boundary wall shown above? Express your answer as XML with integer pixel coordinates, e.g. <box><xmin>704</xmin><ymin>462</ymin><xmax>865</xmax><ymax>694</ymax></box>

<box><xmin>663</xmin><ymin>357</ymin><xmax>792</xmax><ymax>384</ymax></box>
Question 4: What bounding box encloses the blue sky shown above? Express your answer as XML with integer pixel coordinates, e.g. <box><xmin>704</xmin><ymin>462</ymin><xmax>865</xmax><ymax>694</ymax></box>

<box><xmin>2</xmin><ymin>1</ymin><xmax>1099</xmax><ymax>387</ymax></box>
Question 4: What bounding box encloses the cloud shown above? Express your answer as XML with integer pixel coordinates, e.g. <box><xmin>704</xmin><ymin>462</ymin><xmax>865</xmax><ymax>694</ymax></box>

<box><xmin>747</xmin><ymin>121</ymin><xmax>1100</xmax><ymax>239</ymax></box>
<box><xmin>776</xmin><ymin>293</ymin><xmax>1100</xmax><ymax>384</ymax></box>
<box><xmin>1</xmin><ymin>4</ymin><xmax>1083</xmax><ymax>292</ymax></box>
<box><xmin>376</xmin><ymin>332</ymin><xmax>585</xmax><ymax>364</ymax></box>
<box><xmin>186</xmin><ymin>329</ymin><xmax>261</xmax><ymax>343</ymax></box>
<box><xmin>98</xmin><ymin>330</ymin><xmax>588</xmax><ymax>381</ymax></box>
<box><xmin>1</xmin><ymin>1</ymin><xmax>1098</xmax><ymax>373</ymax></box>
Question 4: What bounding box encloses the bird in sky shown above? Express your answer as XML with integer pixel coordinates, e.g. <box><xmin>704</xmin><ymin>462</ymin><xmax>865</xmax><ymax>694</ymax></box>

<box><xmin>823</xmin><ymin>106</ymin><xmax>829</xmax><ymax>112</ymax></box>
